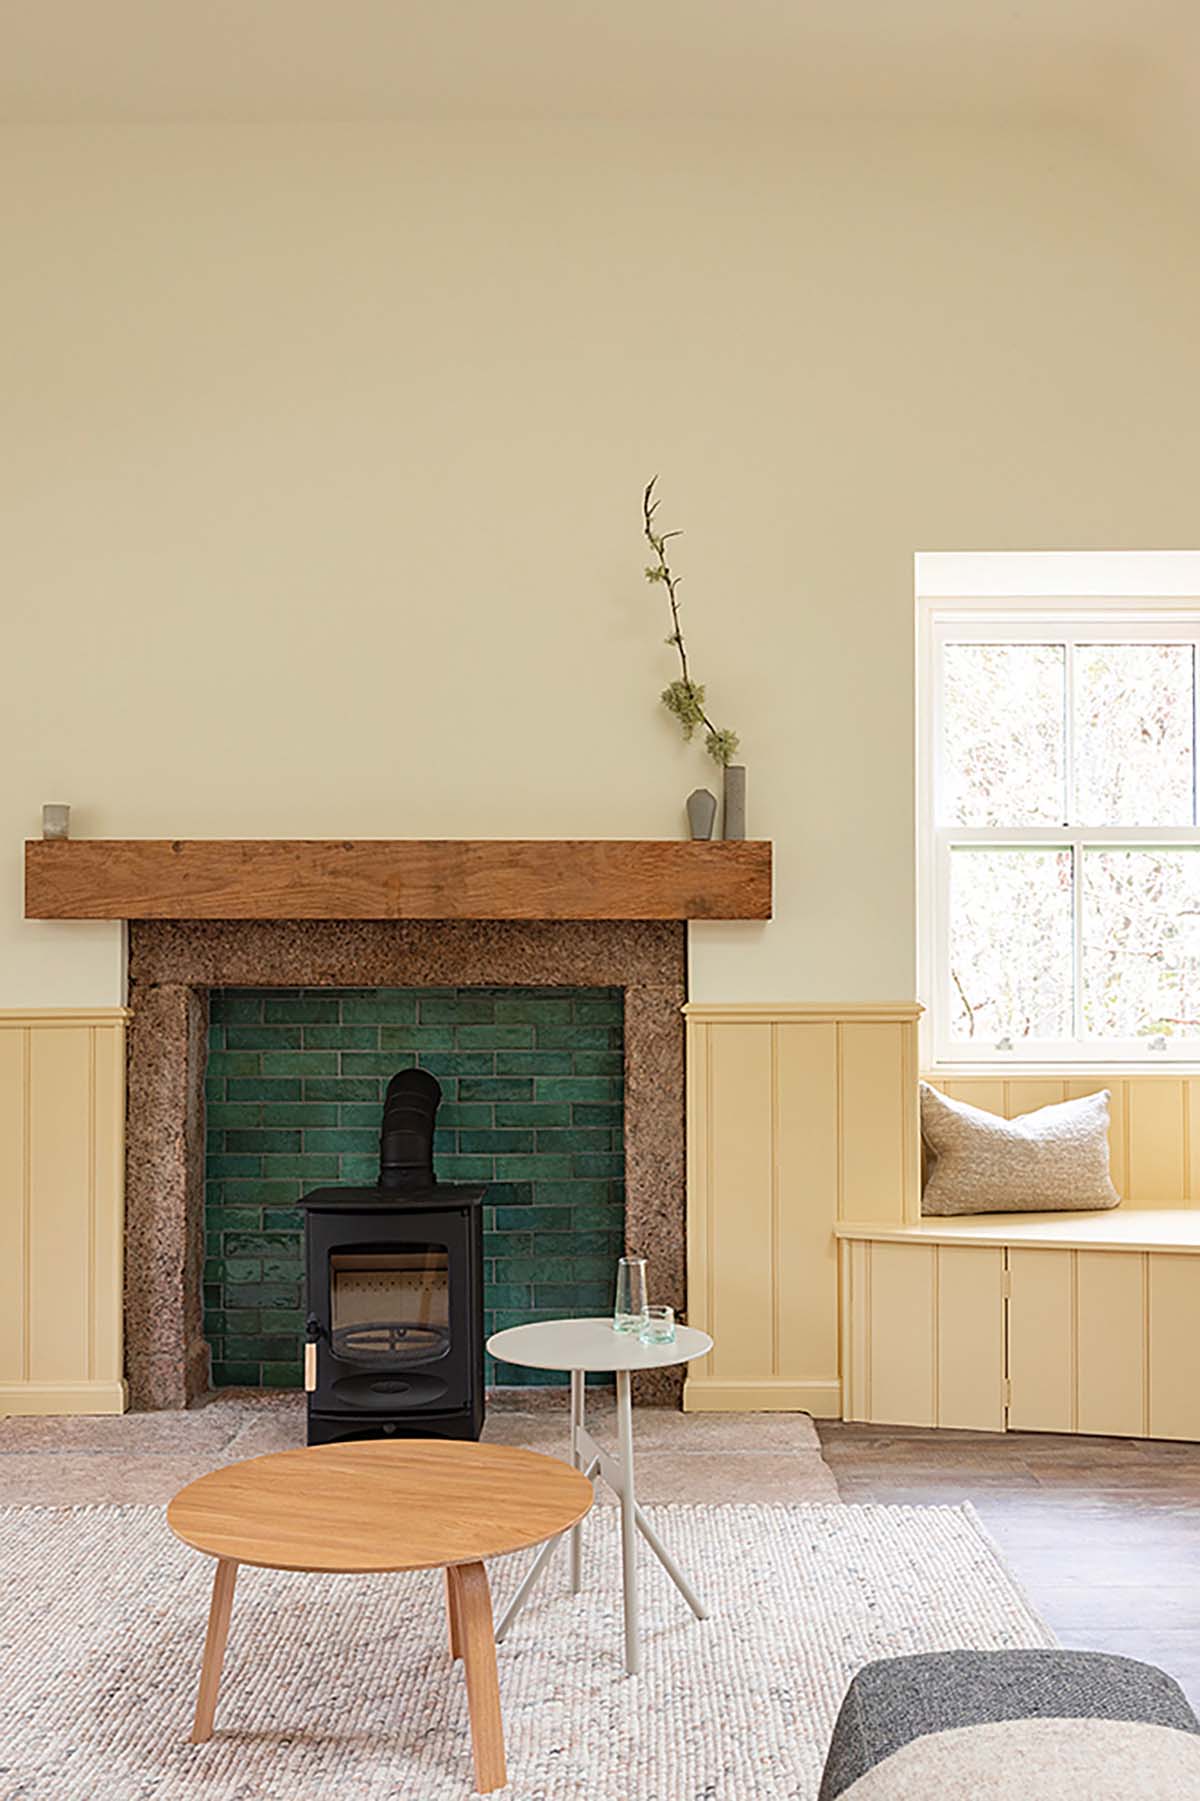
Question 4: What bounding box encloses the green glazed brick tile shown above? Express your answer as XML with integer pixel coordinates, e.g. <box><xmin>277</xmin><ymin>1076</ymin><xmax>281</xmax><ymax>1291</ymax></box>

<box><xmin>220</xmin><ymin>1180</ymin><xmax>302</xmax><ymax>1208</ymax></box>
<box><xmin>523</xmin><ymin>1203</ymin><xmax>574</xmax><ymax>1231</ymax></box>
<box><xmin>262</xmin><ymin>1102</ymin><xmax>339</xmax><ymax>1127</ymax></box>
<box><xmin>417</xmin><ymin>1053</ymin><xmax>496</xmax><ymax>1077</ymax></box>
<box><xmin>262</xmin><ymin>1254</ymin><xmax>303</xmax><ymax>1282</ymax></box>
<box><xmin>571</xmin><ymin>1103</ymin><xmax>622</xmax><ymax>1128</ymax></box>
<box><xmin>203</xmin><ymin>1309</ymin><xmax>227</xmax><ymax>1335</ymax></box>
<box><xmin>458</xmin><ymin>1129</ymin><xmax>534</xmax><ymax>1156</ymax></box>
<box><xmin>495</xmin><ymin>1204</ymin><xmax>567</xmax><ymax>1231</ymax></box>
<box><xmin>418</xmin><ymin>996</ymin><xmax>495</xmax><ymax>1024</ymax></box>
<box><xmin>531</xmin><ymin>1180</ymin><xmax>612</xmax><ymax>1207</ymax></box>
<box><xmin>203</xmin><ymin>1263</ymin><xmax>223</xmax><ymax>1286</ymax></box>
<box><xmin>487</xmin><ymin>1283</ymin><xmax>535</xmax><ymax>1309</ymax></box>
<box><xmin>433</xmin><ymin>1155</ymin><xmax>494</xmax><ymax>1180</ymax></box>
<box><xmin>571</xmin><ymin>1254</ymin><xmax>621</xmax><ymax>1281</ymax></box>
<box><xmin>493</xmin><ymin>1256</ymin><xmax>573</xmax><ymax>1284</ymax></box>
<box><xmin>340</xmin><ymin>1051</ymin><xmax>436</xmax><ymax>1078</ymax></box>
<box><xmin>222</xmin><ymin>1308</ymin><xmax>263</xmax><ymax>1334</ymax></box>
<box><xmin>263</xmin><ymin>997</ymin><xmax>341</xmax><ymax>1023</ymax></box>
<box><xmin>571</xmin><ymin>1202</ymin><xmax>621</xmax><ymax>1231</ymax></box>
<box><xmin>534</xmin><ymin>1129</ymin><xmax>612</xmax><ymax>1156</ymax></box>
<box><xmin>224</xmin><ymin>1230</ymin><xmax>301</xmax><ymax>1257</ymax></box>
<box><xmin>263</xmin><ymin>1207</ymin><xmax>303</xmax><ymax>1230</ymax></box>
<box><xmin>225</xmin><ymin>1129</ymin><xmax>303</xmax><ymax>1155</ymax></box>
<box><xmin>211</xmin><ymin>1362</ymin><xmax>259</xmax><ymax>1387</ymax></box>
<box><xmin>378</xmin><ymin>1026</ymin><xmax>455</xmax><ymax>1052</ymax></box>
<box><xmin>572</xmin><ymin>1154</ymin><xmax>625</xmax><ymax>1178</ymax></box>
<box><xmin>225</xmin><ymin>1025</ymin><xmax>303</xmax><ymax>1050</ymax></box>
<box><xmin>300</xmin><ymin>1128</ymin><xmax>378</xmax><ymax>1155</ymax></box>
<box><xmin>492</xmin><ymin>1102</ymin><xmax>569</xmax><ymax>1128</ymax></box>
<box><xmin>223</xmin><ymin>1334</ymin><xmax>299</xmax><ymax>1362</ymax></box>
<box><xmin>494</xmin><ymin>1051</ymin><xmax>572</xmax><ymax>1075</ymax></box>
<box><xmin>534</xmin><ymin>1077</ymin><xmax>618</xmax><ymax>1103</ymax></box>
<box><xmin>485</xmin><ymin>1231</ymin><xmax>535</xmax><ymax>1257</ymax></box>
<box><xmin>494</xmin><ymin>997</ymin><xmax>574</xmax><ymax>1024</ymax></box>
<box><xmin>534</xmin><ymin>1283</ymin><xmax>606</xmax><ymax>1309</ymax></box>
<box><xmin>534</xmin><ymin>1229</ymin><xmax>622</xmax><ymax>1259</ymax></box>
<box><xmin>303</xmin><ymin>1077</ymin><xmax>382</xmax><ymax>1102</ymax></box>
<box><xmin>301</xmin><ymin>1024</ymin><xmax>380</xmax><ymax>1049</ymax></box>
<box><xmin>227</xmin><ymin>1078</ymin><xmax>303</xmax><ymax>1102</ymax></box>
<box><xmin>532</xmin><ymin>1026</ymin><xmax>613</xmax><ymax>1050</ymax></box>
<box><xmin>436</xmin><ymin>1102</ymin><xmax>493</xmax><ymax>1129</ymax></box>
<box><xmin>569</xmin><ymin>1052</ymin><xmax>624</xmax><ymax>1077</ymax></box>
<box><xmin>339</xmin><ymin>1154</ymin><xmax>382</xmax><ymax>1183</ymax></box>
<box><xmin>207</xmin><ymin>1207</ymin><xmax>263</xmax><ymax>1232</ymax></box>
<box><xmin>206</xmin><ymin>1154</ymin><xmax>263</xmax><ymax>1180</ymax></box>
<box><xmin>341</xmin><ymin>995</ymin><xmax>418</xmax><ymax>1023</ymax></box>
<box><xmin>222</xmin><ymin>1258</ymin><xmax>263</xmax><ymax>1285</ymax></box>
<box><xmin>261</xmin><ymin>1363</ymin><xmax>303</xmax><ymax>1389</ymax></box>
<box><xmin>260</xmin><ymin>1308</ymin><xmax>305</xmax><ymax>1333</ymax></box>
<box><xmin>207</xmin><ymin>1023</ymin><xmax>226</xmax><ymax>1050</ymax></box>
<box><xmin>261</xmin><ymin>1155</ymin><xmax>339</xmax><ymax>1180</ymax></box>
<box><xmin>207</xmin><ymin>1103</ymin><xmax>265</xmax><ymax>1129</ymax></box>
<box><xmin>205</xmin><ymin>1051</ymin><xmax>263</xmax><ymax>1080</ymax></box>
<box><xmin>493</xmin><ymin>1155</ymin><xmax>572</xmax><ymax>1181</ymax></box>
<box><xmin>457</xmin><ymin>1078</ymin><xmax>535</xmax><ymax>1103</ymax></box>
<box><xmin>455</xmin><ymin>1024</ymin><xmax>533</xmax><ymax>1049</ymax></box>
<box><xmin>484</xmin><ymin>1182</ymin><xmax>533</xmax><ymax>1207</ymax></box>
<box><xmin>573</xmin><ymin>997</ymin><xmax>623</xmax><ymax>1024</ymax></box>
<box><xmin>210</xmin><ymin>996</ymin><xmax>264</xmax><ymax>1022</ymax></box>
<box><xmin>259</xmin><ymin>1051</ymin><xmax>339</xmax><ymax>1077</ymax></box>
<box><xmin>338</xmin><ymin>1102</ymin><xmax>386</xmax><ymax>1127</ymax></box>
<box><xmin>224</xmin><ymin>1281</ymin><xmax>302</xmax><ymax>1308</ymax></box>
<box><xmin>204</xmin><ymin>1076</ymin><xmax>225</xmax><ymax>1104</ymax></box>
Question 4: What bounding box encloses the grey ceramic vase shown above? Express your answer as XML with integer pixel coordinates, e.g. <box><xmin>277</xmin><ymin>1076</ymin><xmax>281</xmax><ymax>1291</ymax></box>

<box><xmin>723</xmin><ymin>765</ymin><xmax>746</xmax><ymax>840</ymax></box>
<box><xmin>686</xmin><ymin>788</ymin><xmax>718</xmax><ymax>841</ymax></box>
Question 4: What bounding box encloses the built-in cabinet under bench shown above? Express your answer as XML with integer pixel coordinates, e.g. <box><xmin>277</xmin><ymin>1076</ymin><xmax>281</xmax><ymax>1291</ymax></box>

<box><xmin>837</xmin><ymin>1210</ymin><xmax>1200</xmax><ymax>1441</ymax></box>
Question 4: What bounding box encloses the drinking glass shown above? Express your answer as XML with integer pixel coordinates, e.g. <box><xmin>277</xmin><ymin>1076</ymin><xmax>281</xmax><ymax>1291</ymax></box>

<box><xmin>613</xmin><ymin>1255</ymin><xmax>648</xmax><ymax>1335</ymax></box>
<box><xmin>639</xmin><ymin>1304</ymin><xmax>676</xmax><ymax>1346</ymax></box>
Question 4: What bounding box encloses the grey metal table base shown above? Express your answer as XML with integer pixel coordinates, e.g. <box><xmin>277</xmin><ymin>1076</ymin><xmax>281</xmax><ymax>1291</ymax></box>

<box><xmin>494</xmin><ymin>1367</ymin><xmax>709</xmax><ymax>1675</ymax></box>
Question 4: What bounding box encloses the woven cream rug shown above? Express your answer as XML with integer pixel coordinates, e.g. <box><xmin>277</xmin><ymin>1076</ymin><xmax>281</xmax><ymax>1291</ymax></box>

<box><xmin>2</xmin><ymin>1503</ymin><xmax>1052</xmax><ymax>1801</ymax></box>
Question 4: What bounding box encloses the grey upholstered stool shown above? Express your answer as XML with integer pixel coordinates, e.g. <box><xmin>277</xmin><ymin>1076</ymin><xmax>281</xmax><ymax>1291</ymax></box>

<box><xmin>819</xmin><ymin>1649</ymin><xmax>1200</xmax><ymax>1799</ymax></box>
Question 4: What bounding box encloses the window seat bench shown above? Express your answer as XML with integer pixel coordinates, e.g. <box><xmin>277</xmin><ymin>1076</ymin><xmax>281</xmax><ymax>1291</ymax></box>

<box><xmin>835</xmin><ymin>1209</ymin><xmax>1200</xmax><ymax>1440</ymax></box>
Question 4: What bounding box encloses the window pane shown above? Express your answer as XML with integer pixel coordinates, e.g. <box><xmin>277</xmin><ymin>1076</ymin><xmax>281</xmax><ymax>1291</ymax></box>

<box><xmin>941</xmin><ymin>643</ymin><xmax>1065</xmax><ymax>825</ymax></box>
<box><xmin>1074</xmin><ymin>643</ymin><xmax>1194</xmax><ymax>826</ymax></box>
<box><xmin>949</xmin><ymin>848</ymin><xmax>1074</xmax><ymax>1041</ymax></box>
<box><xmin>1083</xmin><ymin>849</ymin><xmax>1200</xmax><ymax>1040</ymax></box>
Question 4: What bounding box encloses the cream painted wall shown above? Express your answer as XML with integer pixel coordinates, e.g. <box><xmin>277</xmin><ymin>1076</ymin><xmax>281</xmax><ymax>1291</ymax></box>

<box><xmin>5</xmin><ymin>121</ymin><xmax>1200</xmax><ymax>1006</ymax></box>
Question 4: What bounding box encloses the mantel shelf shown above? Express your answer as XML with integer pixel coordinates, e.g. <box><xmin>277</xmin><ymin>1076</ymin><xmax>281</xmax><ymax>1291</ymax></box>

<box><xmin>24</xmin><ymin>838</ymin><xmax>772</xmax><ymax>923</ymax></box>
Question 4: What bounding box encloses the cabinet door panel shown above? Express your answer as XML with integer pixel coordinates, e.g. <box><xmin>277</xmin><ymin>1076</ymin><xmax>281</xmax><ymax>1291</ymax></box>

<box><xmin>1008</xmin><ymin>1249</ymin><xmax>1074</xmax><ymax>1433</ymax></box>
<box><xmin>868</xmin><ymin>1243</ymin><xmax>935</xmax><ymax>1427</ymax></box>
<box><xmin>937</xmin><ymin>1246</ymin><xmax>1005</xmax><ymax>1431</ymax></box>
<box><xmin>1149</xmin><ymin>1255</ymin><xmax>1200</xmax><ymax>1442</ymax></box>
<box><xmin>1076</xmin><ymin>1251</ymin><xmax>1146</xmax><ymax>1437</ymax></box>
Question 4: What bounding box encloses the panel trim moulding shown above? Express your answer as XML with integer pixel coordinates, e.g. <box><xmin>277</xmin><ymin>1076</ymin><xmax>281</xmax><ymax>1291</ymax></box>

<box><xmin>683</xmin><ymin>1003</ymin><xmax>924</xmax><ymax>1024</ymax></box>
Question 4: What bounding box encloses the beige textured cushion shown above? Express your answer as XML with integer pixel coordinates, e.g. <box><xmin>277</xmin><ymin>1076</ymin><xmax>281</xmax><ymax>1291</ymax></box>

<box><xmin>920</xmin><ymin>1083</ymin><xmax>1120</xmax><ymax>1216</ymax></box>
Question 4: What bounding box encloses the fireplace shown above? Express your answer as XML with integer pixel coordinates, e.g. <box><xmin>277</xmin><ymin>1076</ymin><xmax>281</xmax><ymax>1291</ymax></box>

<box><xmin>301</xmin><ymin>1068</ymin><xmax>485</xmax><ymax>1444</ymax></box>
<box><xmin>124</xmin><ymin>919</ymin><xmax>687</xmax><ymax>1412</ymax></box>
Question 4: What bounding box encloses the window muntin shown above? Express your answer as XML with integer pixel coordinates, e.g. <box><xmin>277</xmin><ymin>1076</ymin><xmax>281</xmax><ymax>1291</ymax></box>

<box><xmin>926</xmin><ymin>610</ymin><xmax>1200</xmax><ymax>1064</ymax></box>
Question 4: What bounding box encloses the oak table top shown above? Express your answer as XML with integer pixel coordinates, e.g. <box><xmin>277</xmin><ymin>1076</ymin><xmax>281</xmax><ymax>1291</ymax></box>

<box><xmin>167</xmin><ymin>1439</ymin><xmax>594</xmax><ymax>1574</ymax></box>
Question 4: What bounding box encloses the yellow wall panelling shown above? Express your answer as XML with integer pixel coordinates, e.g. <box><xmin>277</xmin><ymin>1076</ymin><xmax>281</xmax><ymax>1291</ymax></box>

<box><xmin>683</xmin><ymin>1003</ymin><xmax>921</xmax><ymax>1414</ymax></box>
<box><xmin>838</xmin><ymin>1219</ymin><xmax>1200</xmax><ymax>1442</ymax></box>
<box><xmin>0</xmin><ymin>1009</ymin><xmax>128</xmax><ymax>1415</ymax></box>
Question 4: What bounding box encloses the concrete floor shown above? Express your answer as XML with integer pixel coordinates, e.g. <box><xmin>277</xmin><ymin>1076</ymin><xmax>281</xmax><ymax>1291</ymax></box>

<box><xmin>818</xmin><ymin>1419</ymin><xmax>1200</xmax><ymax>1712</ymax></box>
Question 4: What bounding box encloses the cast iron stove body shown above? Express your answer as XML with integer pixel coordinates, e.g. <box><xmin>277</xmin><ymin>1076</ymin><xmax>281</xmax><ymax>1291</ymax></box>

<box><xmin>299</xmin><ymin>1068</ymin><xmax>485</xmax><ymax>1446</ymax></box>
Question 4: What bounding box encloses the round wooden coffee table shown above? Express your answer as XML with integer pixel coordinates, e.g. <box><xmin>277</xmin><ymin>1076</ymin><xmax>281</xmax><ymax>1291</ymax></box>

<box><xmin>168</xmin><ymin>1439</ymin><xmax>592</xmax><ymax>1793</ymax></box>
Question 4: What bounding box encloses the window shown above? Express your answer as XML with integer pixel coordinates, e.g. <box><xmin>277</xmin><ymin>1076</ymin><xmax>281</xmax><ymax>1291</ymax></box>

<box><xmin>922</xmin><ymin>602</ymin><xmax>1200</xmax><ymax>1065</ymax></box>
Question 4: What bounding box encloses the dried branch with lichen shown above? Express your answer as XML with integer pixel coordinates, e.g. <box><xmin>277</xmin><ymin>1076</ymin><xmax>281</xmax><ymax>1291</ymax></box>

<box><xmin>642</xmin><ymin>477</ymin><xmax>739</xmax><ymax>768</ymax></box>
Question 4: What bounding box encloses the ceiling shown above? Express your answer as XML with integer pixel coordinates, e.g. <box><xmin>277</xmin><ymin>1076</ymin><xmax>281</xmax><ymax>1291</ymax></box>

<box><xmin>0</xmin><ymin>1</ymin><xmax>1197</xmax><ymax>177</ymax></box>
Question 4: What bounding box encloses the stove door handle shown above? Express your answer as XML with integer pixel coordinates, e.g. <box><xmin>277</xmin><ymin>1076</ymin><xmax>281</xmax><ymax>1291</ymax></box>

<box><xmin>304</xmin><ymin>1316</ymin><xmax>324</xmax><ymax>1394</ymax></box>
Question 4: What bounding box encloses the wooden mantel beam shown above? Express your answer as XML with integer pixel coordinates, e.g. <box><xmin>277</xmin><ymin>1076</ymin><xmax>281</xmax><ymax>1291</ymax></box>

<box><xmin>25</xmin><ymin>839</ymin><xmax>772</xmax><ymax>923</ymax></box>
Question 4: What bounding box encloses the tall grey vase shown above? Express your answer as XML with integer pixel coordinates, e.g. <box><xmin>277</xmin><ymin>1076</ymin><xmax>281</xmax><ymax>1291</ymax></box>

<box><xmin>723</xmin><ymin>765</ymin><xmax>746</xmax><ymax>840</ymax></box>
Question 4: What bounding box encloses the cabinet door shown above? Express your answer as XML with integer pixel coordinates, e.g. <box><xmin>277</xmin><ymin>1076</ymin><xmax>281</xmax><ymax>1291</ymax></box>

<box><xmin>1149</xmin><ymin>1255</ymin><xmax>1200</xmax><ymax>1442</ymax></box>
<box><xmin>937</xmin><ymin>1245</ymin><xmax>1006</xmax><ymax>1431</ymax></box>
<box><xmin>1008</xmin><ymin>1248</ymin><xmax>1075</xmax><ymax>1433</ymax></box>
<box><xmin>1076</xmin><ymin>1251</ymin><xmax>1146</xmax><ymax>1437</ymax></box>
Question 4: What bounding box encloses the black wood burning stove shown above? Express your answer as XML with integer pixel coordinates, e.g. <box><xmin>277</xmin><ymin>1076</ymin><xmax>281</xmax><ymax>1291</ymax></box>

<box><xmin>299</xmin><ymin>1068</ymin><xmax>485</xmax><ymax>1446</ymax></box>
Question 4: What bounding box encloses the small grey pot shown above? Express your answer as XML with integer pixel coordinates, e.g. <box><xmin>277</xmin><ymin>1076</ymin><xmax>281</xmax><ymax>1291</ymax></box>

<box><xmin>686</xmin><ymin>788</ymin><xmax>718</xmax><ymax>841</ymax></box>
<box><xmin>723</xmin><ymin>766</ymin><xmax>746</xmax><ymax>840</ymax></box>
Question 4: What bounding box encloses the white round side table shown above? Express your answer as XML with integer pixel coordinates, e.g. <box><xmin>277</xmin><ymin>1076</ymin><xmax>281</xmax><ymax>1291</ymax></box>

<box><xmin>486</xmin><ymin>1315</ymin><xmax>713</xmax><ymax>1675</ymax></box>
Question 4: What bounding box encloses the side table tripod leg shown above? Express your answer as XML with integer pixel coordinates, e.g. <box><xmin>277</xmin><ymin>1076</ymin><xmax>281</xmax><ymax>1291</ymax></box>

<box><xmin>569</xmin><ymin>1367</ymin><xmax>585</xmax><ymax>1595</ymax></box>
<box><xmin>615</xmin><ymin>1367</ymin><xmax>640</xmax><ymax>1676</ymax></box>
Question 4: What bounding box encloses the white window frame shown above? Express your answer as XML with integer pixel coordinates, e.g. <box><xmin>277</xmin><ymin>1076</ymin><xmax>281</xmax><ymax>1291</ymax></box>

<box><xmin>919</xmin><ymin>593</ymin><xmax>1200</xmax><ymax>1071</ymax></box>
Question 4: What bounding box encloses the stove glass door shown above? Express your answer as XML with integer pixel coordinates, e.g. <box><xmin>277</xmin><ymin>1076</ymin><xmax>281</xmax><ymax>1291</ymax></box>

<box><xmin>330</xmin><ymin>1246</ymin><xmax>450</xmax><ymax>1366</ymax></box>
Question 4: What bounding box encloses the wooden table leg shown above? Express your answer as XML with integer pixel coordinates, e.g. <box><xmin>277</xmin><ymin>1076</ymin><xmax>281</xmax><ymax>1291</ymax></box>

<box><xmin>449</xmin><ymin>1561</ymin><xmax>507</xmax><ymax>1793</ymax></box>
<box><xmin>444</xmin><ymin>1564</ymin><xmax>462</xmax><ymax>1661</ymax></box>
<box><xmin>192</xmin><ymin>1557</ymin><xmax>238</xmax><ymax>1743</ymax></box>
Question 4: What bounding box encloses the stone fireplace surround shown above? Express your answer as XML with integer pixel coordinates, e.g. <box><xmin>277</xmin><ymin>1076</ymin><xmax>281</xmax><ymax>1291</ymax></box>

<box><xmin>126</xmin><ymin>920</ymin><xmax>686</xmax><ymax>1412</ymax></box>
